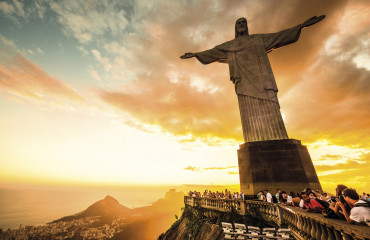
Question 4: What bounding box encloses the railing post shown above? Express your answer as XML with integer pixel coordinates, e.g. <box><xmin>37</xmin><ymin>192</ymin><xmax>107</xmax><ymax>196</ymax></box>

<box><xmin>296</xmin><ymin>214</ymin><xmax>302</xmax><ymax>232</ymax></box>
<box><xmin>239</xmin><ymin>200</ymin><xmax>246</xmax><ymax>215</ymax></box>
<box><xmin>303</xmin><ymin>217</ymin><xmax>310</xmax><ymax>238</ymax></box>
<box><xmin>333</xmin><ymin>228</ymin><xmax>343</xmax><ymax>240</ymax></box>
<box><xmin>276</xmin><ymin>205</ymin><xmax>283</xmax><ymax>226</ymax></box>
<box><xmin>343</xmin><ymin>232</ymin><xmax>353</xmax><ymax>240</ymax></box>
<box><xmin>327</xmin><ymin>226</ymin><xmax>336</xmax><ymax>240</ymax></box>
<box><xmin>310</xmin><ymin>219</ymin><xmax>315</xmax><ymax>239</ymax></box>
<box><xmin>320</xmin><ymin>223</ymin><xmax>328</xmax><ymax>240</ymax></box>
<box><xmin>314</xmin><ymin>221</ymin><xmax>322</xmax><ymax>240</ymax></box>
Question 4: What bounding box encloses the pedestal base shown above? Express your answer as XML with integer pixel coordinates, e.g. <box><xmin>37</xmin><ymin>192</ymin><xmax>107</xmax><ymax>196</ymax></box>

<box><xmin>238</xmin><ymin>139</ymin><xmax>322</xmax><ymax>197</ymax></box>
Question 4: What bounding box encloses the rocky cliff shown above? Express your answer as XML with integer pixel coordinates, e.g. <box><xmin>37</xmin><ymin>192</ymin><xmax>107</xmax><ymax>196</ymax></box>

<box><xmin>158</xmin><ymin>203</ymin><xmax>272</xmax><ymax>240</ymax></box>
<box><xmin>159</xmin><ymin>217</ymin><xmax>224</xmax><ymax>240</ymax></box>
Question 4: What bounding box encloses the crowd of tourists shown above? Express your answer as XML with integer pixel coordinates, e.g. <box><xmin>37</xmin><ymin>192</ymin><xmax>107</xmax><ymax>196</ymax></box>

<box><xmin>188</xmin><ymin>185</ymin><xmax>370</xmax><ymax>226</ymax></box>
<box><xmin>188</xmin><ymin>189</ymin><xmax>246</xmax><ymax>200</ymax></box>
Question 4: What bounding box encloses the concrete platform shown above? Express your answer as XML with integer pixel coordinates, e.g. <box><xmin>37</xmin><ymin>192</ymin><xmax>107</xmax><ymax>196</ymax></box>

<box><xmin>238</xmin><ymin>139</ymin><xmax>322</xmax><ymax>196</ymax></box>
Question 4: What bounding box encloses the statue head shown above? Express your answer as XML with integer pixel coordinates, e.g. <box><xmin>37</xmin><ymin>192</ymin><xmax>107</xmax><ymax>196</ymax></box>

<box><xmin>235</xmin><ymin>17</ymin><xmax>248</xmax><ymax>38</ymax></box>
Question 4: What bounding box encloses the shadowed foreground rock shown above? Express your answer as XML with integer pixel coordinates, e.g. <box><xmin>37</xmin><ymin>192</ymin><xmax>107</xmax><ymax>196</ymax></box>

<box><xmin>159</xmin><ymin>217</ymin><xmax>224</xmax><ymax>240</ymax></box>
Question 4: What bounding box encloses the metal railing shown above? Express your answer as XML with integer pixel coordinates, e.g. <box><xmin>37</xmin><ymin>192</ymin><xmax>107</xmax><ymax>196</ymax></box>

<box><xmin>184</xmin><ymin>196</ymin><xmax>370</xmax><ymax>240</ymax></box>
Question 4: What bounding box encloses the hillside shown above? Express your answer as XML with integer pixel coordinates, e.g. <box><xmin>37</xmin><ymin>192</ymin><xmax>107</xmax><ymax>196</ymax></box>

<box><xmin>52</xmin><ymin>195</ymin><xmax>133</xmax><ymax>224</ymax></box>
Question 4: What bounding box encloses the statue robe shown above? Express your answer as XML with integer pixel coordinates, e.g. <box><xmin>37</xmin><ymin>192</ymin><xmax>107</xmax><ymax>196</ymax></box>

<box><xmin>194</xmin><ymin>25</ymin><xmax>302</xmax><ymax>142</ymax></box>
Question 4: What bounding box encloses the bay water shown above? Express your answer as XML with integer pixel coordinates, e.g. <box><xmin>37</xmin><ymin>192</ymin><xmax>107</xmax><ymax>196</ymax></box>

<box><xmin>0</xmin><ymin>184</ymin><xmax>173</xmax><ymax>229</ymax></box>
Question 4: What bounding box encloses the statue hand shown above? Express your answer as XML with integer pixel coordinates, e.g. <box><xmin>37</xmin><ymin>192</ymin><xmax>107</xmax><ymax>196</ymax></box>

<box><xmin>301</xmin><ymin>15</ymin><xmax>326</xmax><ymax>28</ymax></box>
<box><xmin>180</xmin><ymin>52</ymin><xmax>196</xmax><ymax>59</ymax></box>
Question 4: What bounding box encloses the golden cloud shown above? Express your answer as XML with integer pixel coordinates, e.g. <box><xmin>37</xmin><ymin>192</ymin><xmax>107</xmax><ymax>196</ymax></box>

<box><xmin>95</xmin><ymin>0</ymin><xmax>370</xmax><ymax>150</ymax></box>
<box><xmin>0</xmin><ymin>36</ymin><xmax>83</xmax><ymax>107</ymax></box>
<box><xmin>184</xmin><ymin>165</ymin><xmax>237</xmax><ymax>172</ymax></box>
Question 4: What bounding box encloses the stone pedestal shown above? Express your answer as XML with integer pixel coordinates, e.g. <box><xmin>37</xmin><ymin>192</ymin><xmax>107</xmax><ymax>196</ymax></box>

<box><xmin>238</xmin><ymin>139</ymin><xmax>322</xmax><ymax>197</ymax></box>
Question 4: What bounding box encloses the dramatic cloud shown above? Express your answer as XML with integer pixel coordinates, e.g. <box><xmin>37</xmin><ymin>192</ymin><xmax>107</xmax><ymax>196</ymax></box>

<box><xmin>91</xmin><ymin>0</ymin><xmax>370</xmax><ymax>148</ymax></box>
<box><xmin>307</xmin><ymin>140</ymin><xmax>370</xmax><ymax>192</ymax></box>
<box><xmin>0</xmin><ymin>0</ymin><xmax>369</xmax><ymax>191</ymax></box>
<box><xmin>49</xmin><ymin>0</ymin><xmax>130</xmax><ymax>44</ymax></box>
<box><xmin>0</xmin><ymin>0</ymin><xmax>24</xmax><ymax>17</ymax></box>
<box><xmin>0</xmin><ymin>35</ymin><xmax>83</xmax><ymax>107</ymax></box>
<box><xmin>317</xmin><ymin>153</ymin><xmax>370</xmax><ymax>193</ymax></box>
<box><xmin>5</xmin><ymin>0</ymin><xmax>366</xmax><ymax>147</ymax></box>
<box><xmin>0</xmin><ymin>1</ymin><xmax>15</xmax><ymax>15</ymax></box>
<box><xmin>184</xmin><ymin>166</ymin><xmax>200</xmax><ymax>172</ymax></box>
<box><xmin>184</xmin><ymin>165</ymin><xmax>237</xmax><ymax>172</ymax></box>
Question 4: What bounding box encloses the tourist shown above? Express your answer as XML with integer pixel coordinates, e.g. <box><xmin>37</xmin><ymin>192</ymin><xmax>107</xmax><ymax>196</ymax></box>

<box><xmin>233</xmin><ymin>192</ymin><xmax>237</xmax><ymax>199</ymax></box>
<box><xmin>290</xmin><ymin>192</ymin><xmax>300</xmax><ymax>207</ymax></box>
<box><xmin>329</xmin><ymin>184</ymin><xmax>350</xmax><ymax>217</ymax></box>
<box><xmin>225</xmin><ymin>189</ymin><xmax>229</xmax><ymax>199</ymax></box>
<box><xmin>257</xmin><ymin>191</ymin><xmax>262</xmax><ymax>200</ymax></box>
<box><xmin>336</xmin><ymin>188</ymin><xmax>370</xmax><ymax>226</ymax></box>
<box><xmin>367</xmin><ymin>194</ymin><xmax>370</xmax><ymax>202</ymax></box>
<box><xmin>265</xmin><ymin>190</ymin><xmax>272</xmax><ymax>203</ymax></box>
<box><xmin>308</xmin><ymin>191</ymin><xmax>332</xmax><ymax>215</ymax></box>
<box><xmin>282</xmin><ymin>191</ymin><xmax>292</xmax><ymax>206</ymax></box>
<box><xmin>240</xmin><ymin>191</ymin><xmax>245</xmax><ymax>201</ymax></box>
<box><xmin>299</xmin><ymin>194</ymin><xmax>305</xmax><ymax>208</ymax></box>
<box><xmin>311</xmin><ymin>189</ymin><xmax>330</xmax><ymax>202</ymax></box>
<box><xmin>300</xmin><ymin>192</ymin><xmax>324</xmax><ymax>213</ymax></box>
<box><xmin>257</xmin><ymin>191</ymin><xmax>266</xmax><ymax>201</ymax></box>
<box><xmin>203</xmin><ymin>189</ymin><xmax>208</xmax><ymax>197</ymax></box>
<box><xmin>276</xmin><ymin>189</ymin><xmax>282</xmax><ymax>204</ymax></box>
<box><xmin>362</xmin><ymin>193</ymin><xmax>367</xmax><ymax>201</ymax></box>
<box><xmin>329</xmin><ymin>185</ymin><xmax>348</xmax><ymax>206</ymax></box>
<box><xmin>308</xmin><ymin>192</ymin><xmax>316</xmax><ymax>199</ymax></box>
<box><xmin>260</xmin><ymin>191</ymin><xmax>266</xmax><ymax>202</ymax></box>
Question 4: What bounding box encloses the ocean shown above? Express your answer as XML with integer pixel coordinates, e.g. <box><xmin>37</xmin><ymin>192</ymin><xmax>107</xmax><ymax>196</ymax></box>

<box><xmin>0</xmin><ymin>184</ymin><xmax>173</xmax><ymax>230</ymax></box>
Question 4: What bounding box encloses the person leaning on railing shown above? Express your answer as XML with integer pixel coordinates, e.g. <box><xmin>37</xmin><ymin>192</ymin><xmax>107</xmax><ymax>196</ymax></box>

<box><xmin>336</xmin><ymin>188</ymin><xmax>370</xmax><ymax>226</ymax></box>
<box><xmin>282</xmin><ymin>191</ymin><xmax>293</xmax><ymax>206</ymax></box>
<box><xmin>300</xmin><ymin>192</ymin><xmax>325</xmax><ymax>213</ymax></box>
<box><xmin>329</xmin><ymin>184</ymin><xmax>352</xmax><ymax>219</ymax></box>
<box><xmin>311</xmin><ymin>189</ymin><xmax>331</xmax><ymax>202</ymax></box>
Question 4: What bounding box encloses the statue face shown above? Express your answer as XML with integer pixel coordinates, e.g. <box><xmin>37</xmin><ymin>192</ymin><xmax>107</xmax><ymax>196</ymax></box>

<box><xmin>236</xmin><ymin>18</ymin><xmax>248</xmax><ymax>35</ymax></box>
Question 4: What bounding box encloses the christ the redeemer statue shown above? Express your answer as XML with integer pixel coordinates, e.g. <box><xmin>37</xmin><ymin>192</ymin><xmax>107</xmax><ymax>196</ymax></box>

<box><xmin>181</xmin><ymin>16</ymin><xmax>325</xmax><ymax>142</ymax></box>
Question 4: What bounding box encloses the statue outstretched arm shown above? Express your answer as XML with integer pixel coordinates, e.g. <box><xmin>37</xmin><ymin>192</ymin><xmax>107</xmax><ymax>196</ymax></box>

<box><xmin>300</xmin><ymin>15</ymin><xmax>326</xmax><ymax>29</ymax></box>
<box><xmin>180</xmin><ymin>52</ymin><xmax>196</xmax><ymax>59</ymax></box>
<box><xmin>180</xmin><ymin>48</ymin><xmax>227</xmax><ymax>64</ymax></box>
<box><xmin>261</xmin><ymin>15</ymin><xmax>325</xmax><ymax>52</ymax></box>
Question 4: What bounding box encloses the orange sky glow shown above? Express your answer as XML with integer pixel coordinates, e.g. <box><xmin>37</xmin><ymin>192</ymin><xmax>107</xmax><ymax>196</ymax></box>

<box><xmin>0</xmin><ymin>0</ymin><xmax>369</xmax><ymax>194</ymax></box>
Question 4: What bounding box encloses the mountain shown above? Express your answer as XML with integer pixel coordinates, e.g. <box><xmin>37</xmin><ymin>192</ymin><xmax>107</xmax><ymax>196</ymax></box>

<box><xmin>135</xmin><ymin>189</ymin><xmax>185</xmax><ymax>216</ymax></box>
<box><xmin>46</xmin><ymin>190</ymin><xmax>185</xmax><ymax>239</ymax></box>
<box><xmin>112</xmin><ymin>189</ymin><xmax>185</xmax><ymax>239</ymax></box>
<box><xmin>52</xmin><ymin>195</ymin><xmax>132</xmax><ymax>223</ymax></box>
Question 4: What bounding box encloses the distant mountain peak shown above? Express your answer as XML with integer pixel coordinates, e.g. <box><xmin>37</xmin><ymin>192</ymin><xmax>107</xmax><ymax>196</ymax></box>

<box><xmin>103</xmin><ymin>195</ymin><xmax>119</xmax><ymax>203</ymax></box>
<box><xmin>52</xmin><ymin>195</ymin><xmax>131</xmax><ymax>224</ymax></box>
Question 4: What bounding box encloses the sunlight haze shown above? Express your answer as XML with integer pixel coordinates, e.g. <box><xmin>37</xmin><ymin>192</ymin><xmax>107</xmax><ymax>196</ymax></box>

<box><xmin>0</xmin><ymin>0</ymin><xmax>369</xmax><ymax>194</ymax></box>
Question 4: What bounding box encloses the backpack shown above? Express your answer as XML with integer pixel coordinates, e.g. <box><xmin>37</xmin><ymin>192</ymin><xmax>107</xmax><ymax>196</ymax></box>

<box><xmin>272</xmin><ymin>195</ymin><xmax>278</xmax><ymax>203</ymax></box>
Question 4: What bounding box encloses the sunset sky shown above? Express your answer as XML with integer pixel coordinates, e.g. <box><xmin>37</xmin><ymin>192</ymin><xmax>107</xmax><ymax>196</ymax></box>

<box><xmin>0</xmin><ymin>0</ymin><xmax>369</xmax><ymax>193</ymax></box>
